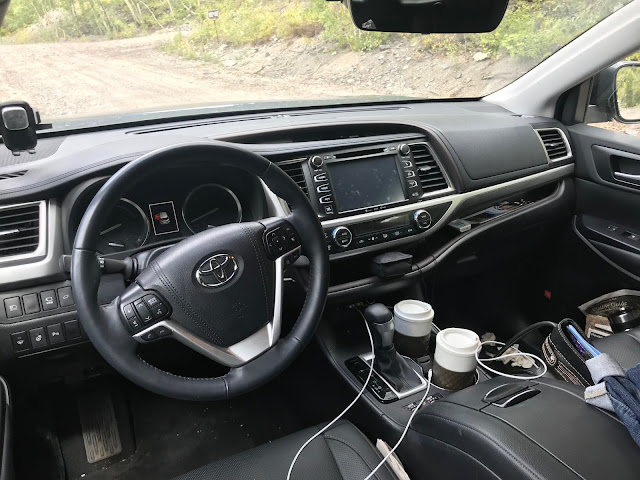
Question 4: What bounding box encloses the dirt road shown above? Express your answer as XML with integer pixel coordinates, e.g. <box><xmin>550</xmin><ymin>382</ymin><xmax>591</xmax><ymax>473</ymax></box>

<box><xmin>0</xmin><ymin>33</ymin><xmax>528</xmax><ymax>121</ymax></box>
<box><xmin>0</xmin><ymin>33</ymin><xmax>637</xmax><ymax>138</ymax></box>
<box><xmin>0</xmin><ymin>34</ymin><xmax>380</xmax><ymax>120</ymax></box>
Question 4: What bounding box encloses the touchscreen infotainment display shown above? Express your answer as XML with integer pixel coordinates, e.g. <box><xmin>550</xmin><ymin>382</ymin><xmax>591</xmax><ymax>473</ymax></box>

<box><xmin>328</xmin><ymin>155</ymin><xmax>405</xmax><ymax>213</ymax></box>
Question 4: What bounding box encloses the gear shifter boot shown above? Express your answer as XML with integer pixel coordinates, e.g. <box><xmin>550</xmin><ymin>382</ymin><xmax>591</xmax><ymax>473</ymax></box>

<box><xmin>364</xmin><ymin>303</ymin><xmax>424</xmax><ymax>394</ymax></box>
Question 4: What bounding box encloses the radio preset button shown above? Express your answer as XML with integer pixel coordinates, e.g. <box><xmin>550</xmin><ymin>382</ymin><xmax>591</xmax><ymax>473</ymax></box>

<box><xmin>402</xmin><ymin>160</ymin><xmax>413</xmax><ymax>168</ymax></box>
<box><xmin>405</xmin><ymin>170</ymin><xmax>416</xmax><ymax>178</ymax></box>
<box><xmin>314</xmin><ymin>173</ymin><xmax>327</xmax><ymax>182</ymax></box>
<box><xmin>414</xmin><ymin>210</ymin><xmax>432</xmax><ymax>230</ymax></box>
<box><xmin>323</xmin><ymin>205</ymin><xmax>334</xmax><ymax>215</ymax></box>
<box><xmin>332</xmin><ymin>227</ymin><xmax>352</xmax><ymax>248</ymax></box>
<box><xmin>316</xmin><ymin>184</ymin><xmax>331</xmax><ymax>193</ymax></box>
<box><xmin>408</xmin><ymin>180</ymin><xmax>418</xmax><ymax>188</ymax></box>
<box><xmin>319</xmin><ymin>195</ymin><xmax>333</xmax><ymax>204</ymax></box>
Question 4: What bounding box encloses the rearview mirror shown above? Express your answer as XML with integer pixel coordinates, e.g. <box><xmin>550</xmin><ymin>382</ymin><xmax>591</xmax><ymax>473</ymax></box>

<box><xmin>616</xmin><ymin>64</ymin><xmax>640</xmax><ymax>123</ymax></box>
<box><xmin>345</xmin><ymin>0</ymin><xmax>509</xmax><ymax>34</ymax></box>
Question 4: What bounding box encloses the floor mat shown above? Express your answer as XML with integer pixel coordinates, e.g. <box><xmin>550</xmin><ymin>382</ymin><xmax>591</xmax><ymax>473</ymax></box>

<box><xmin>80</xmin><ymin>381</ymin><xmax>305</xmax><ymax>480</ymax></box>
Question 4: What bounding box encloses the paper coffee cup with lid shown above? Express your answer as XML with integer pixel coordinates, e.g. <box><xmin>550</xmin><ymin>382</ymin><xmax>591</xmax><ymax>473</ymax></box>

<box><xmin>393</xmin><ymin>300</ymin><xmax>434</xmax><ymax>358</ymax></box>
<box><xmin>433</xmin><ymin>328</ymin><xmax>480</xmax><ymax>390</ymax></box>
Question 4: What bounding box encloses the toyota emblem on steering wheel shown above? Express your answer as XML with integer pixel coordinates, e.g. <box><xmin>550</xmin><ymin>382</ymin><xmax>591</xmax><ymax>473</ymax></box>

<box><xmin>196</xmin><ymin>253</ymin><xmax>239</xmax><ymax>287</ymax></box>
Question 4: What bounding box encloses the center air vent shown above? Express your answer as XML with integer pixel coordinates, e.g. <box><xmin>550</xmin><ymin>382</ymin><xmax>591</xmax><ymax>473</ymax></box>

<box><xmin>409</xmin><ymin>143</ymin><xmax>450</xmax><ymax>195</ymax></box>
<box><xmin>276</xmin><ymin>160</ymin><xmax>309</xmax><ymax>197</ymax></box>
<box><xmin>0</xmin><ymin>202</ymin><xmax>43</xmax><ymax>259</ymax></box>
<box><xmin>535</xmin><ymin>128</ymin><xmax>571</xmax><ymax>161</ymax></box>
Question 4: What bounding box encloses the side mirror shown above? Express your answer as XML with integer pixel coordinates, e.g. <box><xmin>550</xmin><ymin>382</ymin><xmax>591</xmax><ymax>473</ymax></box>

<box><xmin>587</xmin><ymin>61</ymin><xmax>640</xmax><ymax>124</ymax></box>
<box><xmin>615</xmin><ymin>64</ymin><xmax>640</xmax><ymax>123</ymax></box>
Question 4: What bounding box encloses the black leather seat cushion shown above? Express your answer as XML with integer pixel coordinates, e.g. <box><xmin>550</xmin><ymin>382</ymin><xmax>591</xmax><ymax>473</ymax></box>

<box><xmin>592</xmin><ymin>326</ymin><xmax>640</xmax><ymax>369</ymax></box>
<box><xmin>173</xmin><ymin>420</ymin><xmax>397</xmax><ymax>480</ymax></box>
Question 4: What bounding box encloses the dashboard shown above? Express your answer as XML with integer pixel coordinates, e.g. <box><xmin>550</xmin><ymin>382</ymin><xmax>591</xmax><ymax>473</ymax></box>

<box><xmin>0</xmin><ymin>100</ymin><xmax>576</xmax><ymax>362</ymax></box>
<box><xmin>63</xmin><ymin>165</ymin><xmax>267</xmax><ymax>255</ymax></box>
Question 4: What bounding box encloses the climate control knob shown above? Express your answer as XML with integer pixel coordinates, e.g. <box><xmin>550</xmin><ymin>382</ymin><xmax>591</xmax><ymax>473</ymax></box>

<box><xmin>414</xmin><ymin>210</ymin><xmax>432</xmax><ymax>230</ymax></box>
<box><xmin>309</xmin><ymin>155</ymin><xmax>324</xmax><ymax>169</ymax></box>
<box><xmin>332</xmin><ymin>226</ymin><xmax>353</xmax><ymax>248</ymax></box>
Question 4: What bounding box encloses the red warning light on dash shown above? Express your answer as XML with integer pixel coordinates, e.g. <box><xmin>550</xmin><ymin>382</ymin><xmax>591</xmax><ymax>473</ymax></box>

<box><xmin>149</xmin><ymin>201</ymin><xmax>179</xmax><ymax>235</ymax></box>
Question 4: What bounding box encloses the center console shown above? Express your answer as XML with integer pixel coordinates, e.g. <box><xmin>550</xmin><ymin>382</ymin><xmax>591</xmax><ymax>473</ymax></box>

<box><xmin>293</xmin><ymin>141</ymin><xmax>454</xmax><ymax>256</ymax></box>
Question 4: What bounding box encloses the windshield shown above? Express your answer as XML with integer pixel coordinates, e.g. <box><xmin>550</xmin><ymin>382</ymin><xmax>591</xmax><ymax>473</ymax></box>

<box><xmin>0</xmin><ymin>0</ymin><xmax>632</xmax><ymax>127</ymax></box>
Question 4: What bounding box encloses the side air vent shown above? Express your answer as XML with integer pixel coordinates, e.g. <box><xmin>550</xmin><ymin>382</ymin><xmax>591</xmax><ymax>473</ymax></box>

<box><xmin>0</xmin><ymin>170</ymin><xmax>27</xmax><ymax>181</ymax></box>
<box><xmin>535</xmin><ymin>128</ymin><xmax>571</xmax><ymax>162</ymax></box>
<box><xmin>0</xmin><ymin>202</ymin><xmax>44</xmax><ymax>259</ymax></box>
<box><xmin>409</xmin><ymin>143</ymin><xmax>451</xmax><ymax>195</ymax></box>
<box><xmin>276</xmin><ymin>160</ymin><xmax>309</xmax><ymax>197</ymax></box>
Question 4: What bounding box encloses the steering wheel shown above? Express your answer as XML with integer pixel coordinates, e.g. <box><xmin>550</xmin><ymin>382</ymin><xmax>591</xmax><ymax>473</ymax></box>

<box><xmin>71</xmin><ymin>142</ymin><xmax>329</xmax><ymax>401</ymax></box>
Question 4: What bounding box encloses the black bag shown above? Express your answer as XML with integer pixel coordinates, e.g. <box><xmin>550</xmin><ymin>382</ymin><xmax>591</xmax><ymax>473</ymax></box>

<box><xmin>542</xmin><ymin>319</ymin><xmax>595</xmax><ymax>387</ymax></box>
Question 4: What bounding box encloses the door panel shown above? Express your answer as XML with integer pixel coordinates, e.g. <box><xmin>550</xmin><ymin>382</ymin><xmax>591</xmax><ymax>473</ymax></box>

<box><xmin>569</xmin><ymin>123</ymin><xmax>640</xmax><ymax>282</ymax></box>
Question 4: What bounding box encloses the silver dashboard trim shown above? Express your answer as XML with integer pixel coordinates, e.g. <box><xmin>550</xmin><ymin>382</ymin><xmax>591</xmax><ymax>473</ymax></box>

<box><xmin>322</xmin><ymin>164</ymin><xmax>574</xmax><ymax>229</ymax></box>
<box><xmin>323</xmin><ymin>164</ymin><xmax>574</xmax><ymax>259</ymax></box>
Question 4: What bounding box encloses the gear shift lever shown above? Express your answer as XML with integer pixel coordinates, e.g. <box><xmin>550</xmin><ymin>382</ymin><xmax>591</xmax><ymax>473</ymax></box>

<box><xmin>364</xmin><ymin>303</ymin><xmax>424</xmax><ymax>394</ymax></box>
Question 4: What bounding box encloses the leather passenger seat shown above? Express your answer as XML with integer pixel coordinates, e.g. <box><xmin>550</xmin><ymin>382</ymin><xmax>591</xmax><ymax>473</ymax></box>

<box><xmin>173</xmin><ymin>420</ymin><xmax>398</xmax><ymax>480</ymax></box>
<box><xmin>592</xmin><ymin>326</ymin><xmax>640</xmax><ymax>369</ymax></box>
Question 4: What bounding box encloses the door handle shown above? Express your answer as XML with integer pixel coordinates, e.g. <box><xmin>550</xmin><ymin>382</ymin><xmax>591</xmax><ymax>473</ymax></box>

<box><xmin>613</xmin><ymin>171</ymin><xmax>640</xmax><ymax>183</ymax></box>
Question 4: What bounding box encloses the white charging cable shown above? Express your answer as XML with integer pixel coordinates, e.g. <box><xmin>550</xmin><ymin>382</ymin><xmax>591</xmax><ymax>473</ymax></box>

<box><xmin>287</xmin><ymin>312</ymin><xmax>433</xmax><ymax>480</ymax></box>
<box><xmin>363</xmin><ymin>369</ymin><xmax>432</xmax><ymax>480</ymax></box>
<box><xmin>475</xmin><ymin>340</ymin><xmax>548</xmax><ymax>380</ymax></box>
<box><xmin>286</xmin><ymin>316</ymin><xmax>375</xmax><ymax>480</ymax></box>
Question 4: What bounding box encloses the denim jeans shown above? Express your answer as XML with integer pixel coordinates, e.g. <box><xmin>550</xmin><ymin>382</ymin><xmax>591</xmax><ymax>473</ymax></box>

<box><xmin>585</xmin><ymin>354</ymin><xmax>640</xmax><ymax>448</ymax></box>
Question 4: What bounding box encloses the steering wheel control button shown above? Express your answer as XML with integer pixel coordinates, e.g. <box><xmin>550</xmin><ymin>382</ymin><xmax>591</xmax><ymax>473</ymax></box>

<box><xmin>264</xmin><ymin>223</ymin><xmax>301</xmax><ymax>259</ymax></box>
<box><xmin>128</xmin><ymin>316</ymin><xmax>142</xmax><ymax>331</ymax></box>
<box><xmin>22</xmin><ymin>293</ymin><xmax>40</xmax><ymax>315</ymax></box>
<box><xmin>283</xmin><ymin>248</ymin><xmax>301</xmax><ymax>268</ymax></box>
<box><xmin>122</xmin><ymin>303</ymin><xmax>137</xmax><ymax>319</ymax></box>
<box><xmin>57</xmin><ymin>287</ymin><xmax>74</xmax><ymax>307</ymax></box>
<box><xmin>46</xmin><ymin>324</ymin><xmax>65</xmax><ymax>345</ymax></box>
<box><xmin>40</xmin><ymin>290</ymin><xmax>58</xmax><ymax>311</ymax></box>
<box><xmin>332</xmin><ymin>226</ymin><xmax>353</xmax><ymax>248</ymax></box>
<box><xmin>414</xmin><ymin>210</ymin><xmax>432</xmax><ymax>230</ymax></box>
<box><xmin>11</xmin><ymin>332</ymin><xmax>30</xmax><ymax>353</ymax></box>
<box><xmin>144</xmin><ymin>295</ymin><xmax>168</xmax><ymax>319</ymax></box>
<box><xmin>4</xmin><ymin>297</ymin><xmax>23</xmax><ymax>318</ymax></box>
<box><xmin>29</xmin><ymin>327</ymin><xmax>48</xmax><ymax>349</ymax></box>
<box><xmin>154</xmin><ymin>326</ymin><xmax>172</xmax><ymax>337</ymax></box>
<box><xmin>140</xmin><ymin>331</ymin><xmax>158</xmax><ymax>342</ymax></box>
<box><xmin>134</xmin><ymin>299</ymin><xmax>154</xmax><ymax>325</ymax></box>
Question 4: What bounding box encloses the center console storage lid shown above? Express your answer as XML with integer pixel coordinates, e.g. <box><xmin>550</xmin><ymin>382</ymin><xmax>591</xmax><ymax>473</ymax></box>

<box><xmin>403</xmin><ymin>377</ymin><xmax>640</xmax><ymax>480</ymax></box>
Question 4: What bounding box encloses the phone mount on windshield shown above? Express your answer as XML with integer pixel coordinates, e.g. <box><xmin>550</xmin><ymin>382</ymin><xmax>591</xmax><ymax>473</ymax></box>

<box><xmin>0</xmin><ymin>101</ymin><xmax>52</xmax><ymax>156</ymax></box>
